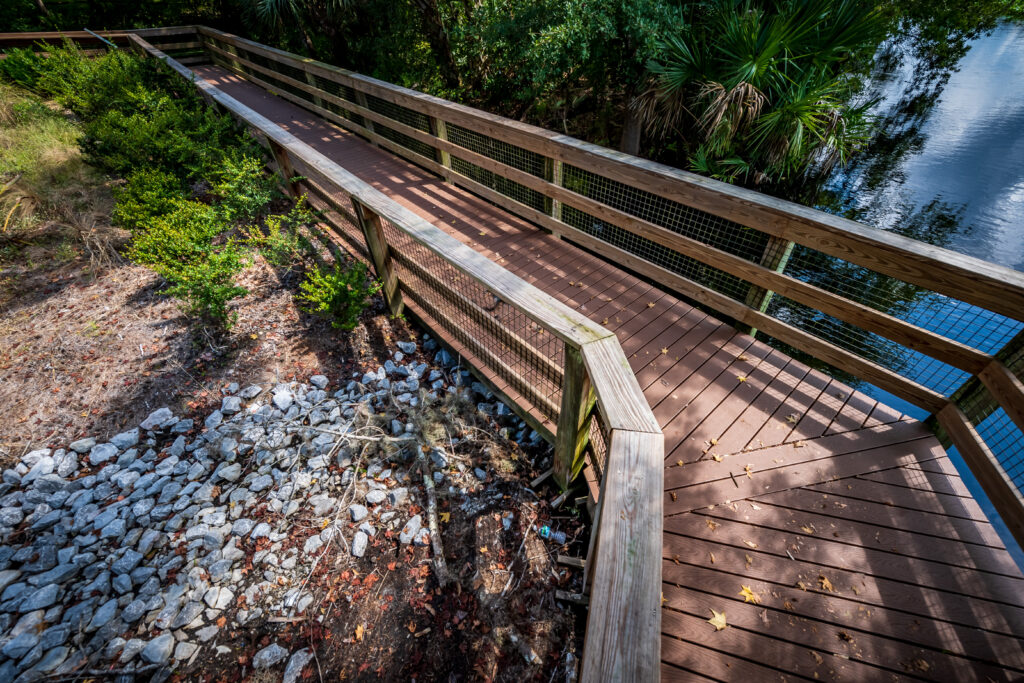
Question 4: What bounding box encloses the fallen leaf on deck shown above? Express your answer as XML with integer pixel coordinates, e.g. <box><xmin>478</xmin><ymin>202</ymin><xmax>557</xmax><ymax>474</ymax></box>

<box><xmin>675</xmin><ymin>460</ymin><xmax>683</xmax><ymax>467</ymax></box>
<box><xmin>709</xmin><ymin>552</ymin><xmax>715</xmax><ymax>564</ymax></box>
<box><xmin>712</xmin><ymin>454</ymin><xmax>723</xmax><ymax>462</ymax></box>
<box><xmin>819</xmin><ymin>575</ymin><xmax>835</xmax><ymax>592</ymax></box>
<box><xmin>706</xmin><ymin>519</ymin><xmax>719</xmax><ymax>531</ymax></box>
<box><xmin>745</xmin><ymin>553</ymin><xmax>754</xmax><ymax>567</ymax></box>
<box><xmin>786</xmin><ymin>413</ymin><xmax>799</xmax><ymax>424</ymax></box>
<box><xmin>740</xmin><ymin>585</ymin><xmax>761</xmax><ymax>604</ymax></box>
<box><xmin>743</xmin><ymin>540</ymin><xmax>758</xmax><ymax>549</ymax></box>
<box><xmin>707</xmin><ymin>609</ymin><xmax>728</xmax><ymax>631</ymax></box>
<box><xmin>736</xmin><ymin>375</ymin><xmax>747</xmax><ymax>382</ymax></box>
<box><xmin>661</xmin><ymin>347</ymin><xmax>668</xmax><ymax>354</ymax></box>
<box><xmin>744</xmin><ymin>464</ymin><xmax>753</xmax><ymax>478</ymax></box>
<box><xmin>738</xmin><ymin>355</ymin><xmax>749</xmax><ymax>361</ymax></box>
<box><xmin>670</xmin><ymin>492</ymin><xmax>677</xmax><ymax>501</ymax></box>
<box><xmin>800</xmin><ymin>525</ymin><xmax>815</xmax><ymax>534</ymax></box>
<box><xmin>810</xmin><ymin>651</ymin><xmax>823</xmax><ymax>665</ymax></box>
<box><xmin>710</xmin><ymin>438</ymin><xmax>718</xmax><ymax>446</ymax></box>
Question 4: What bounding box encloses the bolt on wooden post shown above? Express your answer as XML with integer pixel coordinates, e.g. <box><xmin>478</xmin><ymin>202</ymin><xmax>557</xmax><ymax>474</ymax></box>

<box><xmin>352</xmin><ymin>200</ymin><xmax>403</xmax><ymax>317</ymax></box>
<box><xmin>554</xmin><ymin>343</ymin><xmax>596</xmax><ymax>488</ymax></box>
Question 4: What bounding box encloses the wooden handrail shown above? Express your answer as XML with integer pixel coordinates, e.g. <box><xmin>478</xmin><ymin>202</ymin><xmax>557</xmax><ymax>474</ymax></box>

<box><xmin>120</xmin><ymin>32</ymin><xmax>664</xmax><ymax>680</ymax></box>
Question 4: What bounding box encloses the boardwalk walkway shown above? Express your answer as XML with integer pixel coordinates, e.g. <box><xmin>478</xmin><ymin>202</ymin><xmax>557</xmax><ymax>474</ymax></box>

<box><xmin>194</xmin><ymin>64</ymin><xmax>1024</xmax><ymax>680</ymax></box>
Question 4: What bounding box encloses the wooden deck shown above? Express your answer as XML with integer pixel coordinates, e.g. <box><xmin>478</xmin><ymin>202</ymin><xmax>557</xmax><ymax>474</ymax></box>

<box><xmin>194</xmin><ymin>64</ymin><xmax>1024</xmax><ymax>681</ymax></box>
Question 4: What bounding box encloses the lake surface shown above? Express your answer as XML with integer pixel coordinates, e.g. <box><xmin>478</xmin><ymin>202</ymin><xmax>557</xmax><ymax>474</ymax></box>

<box><xmin>825</xmin><ymin>22</ymin><xmax>1024</xmax><ymax>270</ymax></box>
<box><xmin>818</xmin><ymin>21</ymin><xmax>1024</xmax><ymax>564</ymax></box>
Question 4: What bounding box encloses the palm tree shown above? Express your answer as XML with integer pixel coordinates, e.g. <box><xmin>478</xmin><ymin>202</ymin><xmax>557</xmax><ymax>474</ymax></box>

<box><xmin>641</xmin><ymin>0</ymin><xmax>884</xmax><ymax>186</ymax></box>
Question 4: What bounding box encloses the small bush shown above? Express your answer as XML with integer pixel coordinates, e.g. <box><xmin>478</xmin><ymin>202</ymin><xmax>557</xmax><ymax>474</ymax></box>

<box><xmin>128</xmin><ymin>200</ymin><xmax>224</xmax><ymax>267</ymax></box>
<box><xmin>244</xmin><ymin>199</ymin><xmax>316</xmax><ymax>268</ymax></box>
<box><xmin>112</xmin><ymin>169</ymin><xmax>184</xmax><ymax>232</ymax></box>
<box><xmin>210</xmin><ymin>154</ymin><xmax>277</xmax><ymax>223</ymax></box>
<box><xmin>297</xmin><ymin>260</ymin><xmax>380</xmax><ymax>330</ymax></box>
<box><xmin>0</xmin><ymin>48</ymin><xmax>44</xmax><ymax>90</ymax></box>
<box><xmin>161</xmin><ymin>243</ymin><xmax>249</xmax><ymax>327</ymax></box>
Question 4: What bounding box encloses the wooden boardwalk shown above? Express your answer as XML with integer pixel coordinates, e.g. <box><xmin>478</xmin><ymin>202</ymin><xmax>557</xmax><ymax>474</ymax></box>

<box><xmin>194</xmin><ymin>65</ymin><xmax>1024</xmax><ymax>681</ymax></box>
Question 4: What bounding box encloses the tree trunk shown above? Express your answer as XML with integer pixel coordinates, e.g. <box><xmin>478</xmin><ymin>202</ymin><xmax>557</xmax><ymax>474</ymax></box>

<box><xmin>34</xmin><ymin>0</ymin><xmax>52</xmax><ymax>17</ymax></box>
<box><xmin>619</xmin><ymin>104</ymin><xmax>643</xmax><ymax>156</ymax></box>
<box><xmin>409</xmin><ymin>0</ymin><xmax>461</xmax><ymax>89</ymax></box>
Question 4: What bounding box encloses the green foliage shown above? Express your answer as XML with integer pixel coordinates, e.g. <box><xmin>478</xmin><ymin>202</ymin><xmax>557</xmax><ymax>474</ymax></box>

<box><xmin>297</xmin><ymin>260</ymin><xmax>380</xmax><ymax>330</ymax></box>
<box><xmin>244</xmin><ymin>199</ymin><xmax>316</xmax><ymax>268</ymax></box>
<box><xmin>161</xmin><ymin>243</ymin><xmax>250</xmax><ymax>328</ymax></box>
<box><xmin>128</xmin><ymin>200</ymin><xmax>249</xmax><ymax>326</ymax></box>
<box><xmin>112</xmin><ymin>169</ymin><xmax>184</xmax><ymax>232</ymax></box>
<box><xmin>646</xmin><ymin>0</ymin><xmax>885</xmax><ymax>186</ymax></box>
<box><xmin>128</xmin><ymin>200</ymin><xmax>225</xmax><ymax>267</ymax></box>
<box><xmin>0</xmin><ymin>48</ymin><xmax>44</xmax><ymax>89</ymax></box>
<box><xmin>209</xmin><ymin>154</ymin><xmax>278</xmax><ymax>223</ymax></box>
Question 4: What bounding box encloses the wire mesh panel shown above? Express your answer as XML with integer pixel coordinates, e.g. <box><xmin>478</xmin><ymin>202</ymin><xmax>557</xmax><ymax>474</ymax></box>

<box><xmin>445</xmin><ymin>123</ymin><xmax>548</xmax><ymax>212</ymax></box>
<box><xmin>960</xmin><ymin>386</ymin><xmax>1024</xmax><ymax>490</ymax></box>
<box><xmin>451</xmin><ymin>156</ymin><xmax>547</xmax><ymax>213</ymax></box>
<box><xmin>363</xmin><ymin>93</ymin><xmax>436</xmax><ymax>159</ymax></box>
<box><xmin>309</xmin><ymin>75</ymin><xmax>366</xmax><ymax>128</ymax></box>
<box><xmin>588</xmin><ymin>408</ymin><xmax>609</xmax><ymax>482</ymax></box>
<box><xmin>376</xmin><ymin>216</ymin><xmax>565</xmax><ymax>425</ymax></box>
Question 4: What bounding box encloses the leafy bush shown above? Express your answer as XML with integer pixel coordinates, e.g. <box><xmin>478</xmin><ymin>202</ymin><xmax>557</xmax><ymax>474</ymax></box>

<box><xmin>297</xmin><ymin>260</ymin><xmax>380</xmax><ymax>330</ymax></box>
<box><xmin>209</xmin><ymin>154</ymin><xmax>277</xmax><ymax>223</ymax></box>
<box><xmin>161</xmin><ymin>243</ymin><xmax>249</xmax><ymax>327</ymax></box>
<box><xmin>112</xmin><ymin>169</ymin><xmax>184</xmax><ymax>232</ymax></box>
<box><xmin>245</xmin><ymin>199</ymin><xmax>316</xmax><ymax>269</ymax></box>
<box><xmin>128</xmin><ymin>200</ymin><xmax>224</xmax><ymax>267</ymax></box>
<box><xmin>0</xmin><ymin>48</ymin><xmax>44</xmax><ymax>89</ymax></box>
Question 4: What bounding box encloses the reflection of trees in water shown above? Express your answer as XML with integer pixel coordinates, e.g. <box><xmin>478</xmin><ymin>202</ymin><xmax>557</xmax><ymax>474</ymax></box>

<box><xmin>764</xmin><ymin>199</ymin><xmax>968</xmax><ymax>391</ymax></box>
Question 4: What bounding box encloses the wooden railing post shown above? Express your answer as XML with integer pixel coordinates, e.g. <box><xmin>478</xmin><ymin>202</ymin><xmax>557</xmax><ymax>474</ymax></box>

<box><xmin>740</xmin><ymin>235</ymin><xmax>795</xmax><ymax>336</ymax></box>
<box><xmin>352</xmin><ymin>199</ymin><xmax>403</xmax><ymax>317</ymax></box>
<box><xmin>429</xmin><ymin>116</ymin><xmax>451</xmax><ymax>170</ymax></box>
<box><xmin>554</xmin><ymin>343</ymin><xmax>596</xmax><ymax>488</ymax></box>
<box><xmin>353</xmin><ymin>90</ymin><xmax>377</xmax><ymax>146</ymax></box>
<box><xmin>544</xmin><ymin>158</ymin><xmax>564</xmax><ymax>223</ymax></box>
<box><xmin>304</xmin><ymin>71</ymin><xmax>324</xmax><ymax>109</ymax></box>
<box><xmin>267</xmin><ymin>139</ymin><xmax>300</xmax><ymax>199</ymax></box>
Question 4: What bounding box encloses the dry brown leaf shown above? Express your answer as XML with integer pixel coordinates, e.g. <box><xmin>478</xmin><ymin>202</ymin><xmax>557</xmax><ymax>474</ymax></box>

<box><xmin>745</xmin><ymin>553</ymin><xmax>754</xmax><ymax>567</ymax></box>
<box><xmin>744</xmin><ymin>464</ymin><xmax>754</xmax><ymax>478</ymax></box>
<box><xmin>819</xmin><ymin>575</ymin><xmax>835</xmax><ymax>592</ymax></box>
<box><xmin>736</xmin><ymin>375</ymin><xmax>747</xmax><ymax>382</ymax></box>
<box><xmin>709</xmin><ymin>552</ymin><xmax>716</xmax><ymax>564</ymax></box>
<box><xmin>710</xmin><ymin>438</ymin><xmax>718</xmax><ymax>446</ymax></box>
<box><xmin>706</xmin><ymin>519</ymin><xmax>719</xmax><ymax>531</ymax></box>
<box><xmin>670</xmin><ymin>492</ymin><xmax>677</xmax><ymax>501</ymax></box>
<box><xmin>661</xmin><ymin>347</ymin><xmax>668</xmax><ymax>354</ymax></box>
<box><xmin>712</xmin><ymin>454</ymin><xmax>723</xmax><ymax>462</ymax></box>
<box><xmin>810</xmin><ymin>651</ymin><xmax>823</xmax><ymax>665</ymax></box>
<box><xmin>707</xmin><ymin>609</ymin><xmax>728</xmax><ymax>631</ymax></box>
<box><xmin>800</xmin><ymin>525</ymin><xmax>815</xmax><ymax>535</ymax></box>
<box><xmin>786</xmin><ymin>413</ymin><xmax>799</xmax><ymax>424</ymax></box>
<box><xmin>743</xmin><ymin>540</ymin><xmax>758</xmax><ymax>549</ymax></box>
<box><xmin>355</xmin><ymin>624</ymin><xmax>364</xmax><ymax>641</ymax></box>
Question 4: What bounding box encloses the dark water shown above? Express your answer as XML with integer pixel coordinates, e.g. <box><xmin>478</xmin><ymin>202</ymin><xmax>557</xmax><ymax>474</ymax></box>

<box><xmin>825</xmin><ymin>23</ymin><xmax>1024</xmax><ymax>270</ymax></box>
<box><xmin>818</xmin><ymin>22</ymin><xmax>1024</xmax><ymax>563</ymax></box>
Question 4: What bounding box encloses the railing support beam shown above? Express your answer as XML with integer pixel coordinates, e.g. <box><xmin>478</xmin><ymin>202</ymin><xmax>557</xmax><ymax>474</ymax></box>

<box><xmin>353</xmin><ymin>200</ymin><xmax>403</xmax><ymax>317</ymax></box>
<box><xmin>267</xmin><ymin>139</ymin><xmax>300</xmax><ymax>199</ymax></box>
<box><xmin>740</xmin><ymin>235</ymin><xmax>795</xmax><ymax>336</ymax></box>
<box><xmin>429</xmin><ymin>116</ymin><xmax>451</xmax><ymax>170</ymax></box>
<box><xmin>555</xmin><ymin>343</ymin><xmax>595</xmax><ymax>488</ymax></box>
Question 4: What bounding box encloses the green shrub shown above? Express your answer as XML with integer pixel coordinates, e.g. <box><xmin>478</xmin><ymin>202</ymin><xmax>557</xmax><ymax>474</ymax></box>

<box><xmin>244</xmin><ymin>199</ymin><xmax>316</xmax><ymax>268</ymax></box>
<box><xmin>0</xmin><ymin>48</ymin><xmax>44</xmax><ymax>89</ymax></box>
<box><xmin>210</xmin><ymin>154</ymin><xmax>277</xmax><ymax>223</ymax></box>
<box><xmin>161</xmin><ymin>243</ymin><xmax>249</xmax><ymax>327</ymax></box>
<box><xmin>297</xmin><ymin>260</ymin><xmax>380</xmax><ymax>330</ymax></box>
<box><xmin>112</xmin><ymin>169</ymin><xmax>185</xmax><ymax>232</ymax></box>
<box><xmin>128</xmin><ymin>200</ymin><xmax>224</xmax><ymax>266</ymax></box>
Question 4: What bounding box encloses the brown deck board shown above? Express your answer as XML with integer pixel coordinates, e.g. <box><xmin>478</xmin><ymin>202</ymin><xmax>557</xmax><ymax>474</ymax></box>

<box><xmin>192</xmin><ymin>65</ymin><xmax>1024</xmax><ymax>680</ymax></box>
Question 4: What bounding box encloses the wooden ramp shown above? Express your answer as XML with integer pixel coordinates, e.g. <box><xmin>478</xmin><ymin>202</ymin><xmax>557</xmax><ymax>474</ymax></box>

<box><xmin>193</xmin><ymin>65</ymin><xmax>1024</xmax><ymax>681</ymax></box>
